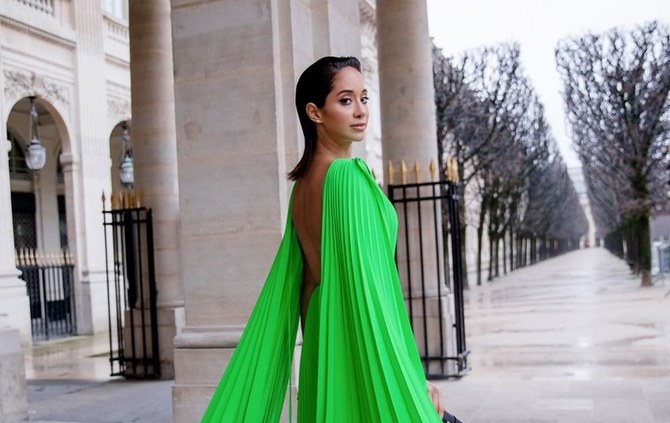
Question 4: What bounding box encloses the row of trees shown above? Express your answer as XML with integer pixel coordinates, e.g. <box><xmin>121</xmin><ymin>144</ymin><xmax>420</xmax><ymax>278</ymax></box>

<box><xmin>433</xmin><ymin>43</ymin><xmax>588</xmax><ymax>287</ymax></box>
<box><xmin>556</xmin><ymin>21</ymin><xmax>670</xmax><ymax>286</ymax></box>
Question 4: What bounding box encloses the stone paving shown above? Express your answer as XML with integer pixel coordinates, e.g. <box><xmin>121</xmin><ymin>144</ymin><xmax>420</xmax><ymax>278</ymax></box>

<box><xmin>25</xmin><ymin>334</ymin><xmax>173</xmax><ymax>422</ymax></box>
<box><xmin>24</xmin><ymin>247</ymin><xmax>670</xmax><ymax>422</ymax></box>
<box><xmin>434</xmin><ymin>247</ymin><xmax>670</xmax><ymax>423</ymax></box>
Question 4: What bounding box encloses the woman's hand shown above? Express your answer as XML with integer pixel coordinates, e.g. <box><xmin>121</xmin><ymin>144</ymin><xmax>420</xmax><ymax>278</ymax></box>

<box><xmin>427</xmin><ymin>381</ymin><xmax>445</xmax><ymax>416</ymax></box>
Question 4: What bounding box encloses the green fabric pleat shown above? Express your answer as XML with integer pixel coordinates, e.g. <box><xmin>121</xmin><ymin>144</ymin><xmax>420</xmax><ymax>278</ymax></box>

<box><xmin>202</xmin><ymin>158</ymin><xmax>441</xmax><ymax>422</ymax></box>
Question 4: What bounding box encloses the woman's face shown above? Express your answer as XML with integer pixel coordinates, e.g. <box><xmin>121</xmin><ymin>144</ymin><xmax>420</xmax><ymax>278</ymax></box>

<box><xmin>312</xmin><ymin>66</ymin><xmax>369</xmax><ymax>144</ymax></box>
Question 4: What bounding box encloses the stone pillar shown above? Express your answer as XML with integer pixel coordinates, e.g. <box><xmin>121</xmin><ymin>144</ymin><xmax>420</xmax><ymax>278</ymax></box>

<box><xmin>359</xmin><ymin>0</ymin><xmax>383</xmax><ymax>180</ymax></box>
<box><xmin>0</xmin><ymin>138</ymin><xmax>31</xmax><ymax>345</ymax></box>
<box><xmin>377</xmin><ymin>0</ymin><xmax>455</xmax><ymax>374</ymax></box>
<box><xmin>170</xmin><ymin>0</ymin><xmax>361</xmax><ymax>420</ymax></box>
<box><xmin>127</xmin><ymin>0</ymin><xmax>184</xmax><ymax>380</ymax></box>
<box><xmin>34</xmin><ymin>139</ymin><xmax>63</xmax><ymax>253</ymax></box>
<box><xmin>0</xmin><ymin>329</ymin><xmax>28</xmax><ymax>422</ymax></box>
<box><xmin>0</xmin><ymin>61</ymin><xmax>31</xmax><ymax>344</ymax></box>
<box><xmin>72</xmin><ymin>1</ymin><xmax>115</xmax><ymax>335</ymax></box>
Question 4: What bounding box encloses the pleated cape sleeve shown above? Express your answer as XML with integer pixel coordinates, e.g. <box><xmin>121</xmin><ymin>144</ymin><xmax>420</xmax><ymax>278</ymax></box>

<box><xmin>201</xmin><ymin>194</ymin><xmax>303</xmax><ymax>422</ymax></box>
<box><xmin>311</xmin><ymin>158</ymin><xmax>441</xmax><ymax>422</ymax></box>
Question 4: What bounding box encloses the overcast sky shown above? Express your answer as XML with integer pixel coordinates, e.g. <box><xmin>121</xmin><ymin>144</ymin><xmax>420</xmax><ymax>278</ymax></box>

<box><xmin>426</xmin><ymin>0</ymin><xmax>669</xmax><ymax>167</ymax></box>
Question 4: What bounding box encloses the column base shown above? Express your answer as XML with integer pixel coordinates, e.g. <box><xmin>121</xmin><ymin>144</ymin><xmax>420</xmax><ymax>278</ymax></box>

<box><xmin>76</xmin><ymin>270</ymin><xmax>113</xmax><ymax>336</ymax></box>
<box><xmin>0</xmin><ymin>329</ymin><xmax>28</xmax><ymax>422</ymax></box>
<box><xmin>172</xmin><ymin>327</ymin><xmax>299</xmax><ymax>423</ymax></box>
<box><xmin>156</xmin><ymin>305</ymin><xmax>184</xmax><ymax>379</ymax></box>
<box><xmin>122</xmin><ymin>305</ymin><xmax>184</xmax><ymax>379</ymax></box>
<box><xmin>0</xmin><ymin>270</ymin><xmax>32</xmax><ymax>346</ymax></box>
<box><xmin>405</xmin><ymin>294</ymin><xmax>458</xmax><ymax>376</ymax></box>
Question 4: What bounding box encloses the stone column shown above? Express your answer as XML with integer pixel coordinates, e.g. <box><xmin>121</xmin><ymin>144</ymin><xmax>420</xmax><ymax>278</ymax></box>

<box><xmin>127</xmin><ymin>0</ymin><xmax>184</xmax><ymax>380</ymax></box>
<box><xmin>0</xmin><ymin>61</ymin><xmax>31</xmax><ymax>344</ymax></box>
<box><xmin>170</xmin><ymin>0</ymin><xmax>361</xmax><ymax>420</ymax></box>
<box><xmin>72</xmin><ymin>0</ymin><xmax>115</xmax><ymax>335</ymax></box>
<box><xmin>359</xmin><ymin>0</ymin><xmax>383</xmax><ymax>180</ymax></box>
<box><xmin>377</xmin><ymin>0</ymin><xmax>455</xmax><ymax>374</ymax></box>
<box><xmin>0</xmin><ymin>137</ymin><xmax>31</xmax><ymax>345</ymax></box>
<box><xmin>34</xmin><ymin>140</ymin><xmax>63</xmax><ymax>252</ymax></box>
<box><xmin>0</xmin><ymin>329</ymin><xmax>28</xmax><ymax>422</ymax></box>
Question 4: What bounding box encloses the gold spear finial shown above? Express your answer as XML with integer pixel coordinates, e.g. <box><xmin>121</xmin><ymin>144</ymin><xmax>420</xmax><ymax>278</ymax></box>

<box><xmin>401</xmin><ymin>160</ymin><xmax>408</xmax><ymax>184</ymax></box>
<box><xmin>102</xmin><ymin>191</ymin><xmax>106</xmax><ymax>210</ymax></box>
<box><xmin>450</xmin><ymin>157</ymin><xmax>460</xmax><ymax>182</ymax></box>
<box><xmin>123</xmin><ymin>190</ymin><xmax>130</xmax><ymax>209</ymax></box>
<box><xmin>388</xmin><ymin>161</ymin><xmax>395</xmax><ymax>185</ymax></box>
<box><xmin>429</xmin><ymin>159</ymin><xmax>437</xmax><ymax>181</ymax></box>
<box><xmin>134</xmin><ymin>189</ymin><xmax>141</xmax><ymax>208</ymax></box>
<box><xmin>413</xmin><ymin>160</ymin><xmax>420</xmax><ymax>183</ymax></box>
<box><xmin>110</xmin><ymin>190</ymin><xmax>118</xmax><ymax>210</ymax></box>
<box><xmin>447</xmin><ymin>157</ymin><xmax>454</xmax><ymax>182</ymax></box>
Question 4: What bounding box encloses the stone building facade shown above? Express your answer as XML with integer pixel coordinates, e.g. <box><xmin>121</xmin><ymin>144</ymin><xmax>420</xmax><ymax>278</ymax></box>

<box><xmin>0</xmin><ymin>0</ymin><xmax>131</xmax><ymax>345</ymax></box>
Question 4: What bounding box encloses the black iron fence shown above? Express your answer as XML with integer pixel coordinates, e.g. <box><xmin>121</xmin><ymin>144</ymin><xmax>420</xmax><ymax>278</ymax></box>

<box><xmin>388</xmin><ymin>170</ymin><xmax>469</xmax><ymax>378</ymax></box>
<box><xmin>103</xmin><ymin>192</ymin><xmax>160</xmax><ymax>379</ymax></box>
<box><xmin>16</xmin><ymin>249</ymin><xmax>77</xmax><ymax>341</ymax></box>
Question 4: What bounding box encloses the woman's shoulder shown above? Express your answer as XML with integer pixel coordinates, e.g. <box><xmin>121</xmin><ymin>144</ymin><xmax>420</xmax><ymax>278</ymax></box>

<box><xmin>324</xmin><ymin>158</ymin><xmax>379</xmax><ymax>202</ymax></box>
<box><xmin>326</xmin><ymin>158</ymin><xmax>374</xmax><ymax>184</ymax></box>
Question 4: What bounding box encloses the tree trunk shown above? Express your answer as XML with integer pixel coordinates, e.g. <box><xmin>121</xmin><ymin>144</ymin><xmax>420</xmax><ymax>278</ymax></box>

<box><xmin>504</xmin><ymin>229</ymin><xmax>509</xmax><ymax>274</ymax></box>
<box><xmin>459</xmin><ymin>199</ymin><xmax>469</xmax><ymax>290</ymax></box>
<box><xmin>638</xmin><ymin>213</ymin><xmax>652</xmax><ymax>287</ymax></box>
<box><xmin>441</xmin><ymin>201</ymin><xmax>452</xmax><ymax>291</ymax></box>
<box><xmin>487</xmin><ymin>228</ymin><xmax>494</xmax><ymax>282</ymax></box>
<box><xmin>476</xmin><ymin>197</ymin><xmax>487</xmax><ymax>286</ymax></box>
<box><xmin>625</xmin><ymin>221</ymin><xmax>639</xmax><ymax>274</ymax></box>
<box><xmin>495</xmin><ymin>237</ymin><xmax>500</xmax><ymax>277</ymax></box>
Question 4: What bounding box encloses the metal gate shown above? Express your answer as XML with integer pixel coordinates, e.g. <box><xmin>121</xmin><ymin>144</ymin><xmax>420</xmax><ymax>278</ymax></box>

<box><xmin>16</xmin><ymin>249</ymin><xmax>76</xmax><ymax>341</ymax></box>
<box><xmin>102</xmin><ymin>193</ymin><xmax>160</xmax><ymax>379</ymax></box>
<box><xmin>387</xmin><ymin>163</ymin><xmax>469</xmax><ymax>378</ymax></box>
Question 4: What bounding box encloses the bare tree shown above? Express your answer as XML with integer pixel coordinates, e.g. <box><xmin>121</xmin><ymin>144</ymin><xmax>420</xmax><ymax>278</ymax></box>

<box><xmin>434</xmin><ymin>43</ymin><xmax>588</xmax><ymax>285</ymax></box>
<box><xmin>556</xmin><ymin>21</ymin><xmax>670</xmax><ymax>286</ymax></box>
<box><xmin>434</xmin><ymin>43</ymin><xmax>534</xmax><ymax>285</ymax></box>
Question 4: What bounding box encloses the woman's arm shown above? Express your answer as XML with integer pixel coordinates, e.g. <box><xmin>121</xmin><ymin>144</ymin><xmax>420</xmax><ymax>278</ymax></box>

<box><xmin>427</xmin><ymin>381</ymin><xmax>445</xmax><ymax>415</ymax></box>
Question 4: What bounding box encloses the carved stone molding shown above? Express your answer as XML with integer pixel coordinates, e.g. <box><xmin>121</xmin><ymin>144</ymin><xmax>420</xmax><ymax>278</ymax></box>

<box><xmin>3</xmin><ymin>69</ymin><xmax>69</xmax><ymax>106</ymax></box>
<box><xmin>359</xmin><ymin>0</ymin><xmax>378</xmax><ymax>81</ymax></box>
<box><xmin>359</xmin><ymin>0</ymin><xmax>376</xmax><ymax>23</ymax></box>
<box><xmin>107</xmin><ymin>96</ymin><xmax>131</xmax><ymax>120</ymax></box>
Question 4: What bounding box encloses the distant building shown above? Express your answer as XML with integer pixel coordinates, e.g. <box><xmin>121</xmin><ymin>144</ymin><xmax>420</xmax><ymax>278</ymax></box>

<box><xmin>567</xmin><ymin>166</ymin><xmax>597</xmax><ymax>247</ymax></box>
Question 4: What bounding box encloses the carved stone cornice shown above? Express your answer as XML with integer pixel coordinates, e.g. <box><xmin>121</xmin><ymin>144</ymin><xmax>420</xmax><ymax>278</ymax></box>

<box><xmin>0</xmin><ymin>15</ymin><xmax>76</xmax><ymax>49</ymax></box>
<box><xmin>3</xmin><ymin>69</ymin><xmax>69</xmax><ymax>106</ymax></box>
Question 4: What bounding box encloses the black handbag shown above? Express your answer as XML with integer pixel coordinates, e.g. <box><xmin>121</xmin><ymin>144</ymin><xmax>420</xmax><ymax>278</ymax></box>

<box><xmin>443</xmin><ymin>410</ymin><xmax>463</xmax><ymax>423</ymax></box>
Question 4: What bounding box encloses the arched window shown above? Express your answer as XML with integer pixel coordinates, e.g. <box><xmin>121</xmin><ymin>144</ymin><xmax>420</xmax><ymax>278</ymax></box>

<box><xmin>7</xmin><ymin>131</ymin><xmax>30</xmax><ymax>181</ymax></box>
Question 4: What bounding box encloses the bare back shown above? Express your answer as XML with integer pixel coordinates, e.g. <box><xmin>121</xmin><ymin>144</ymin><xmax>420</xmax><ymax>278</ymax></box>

<box><xmin>292</xmin><ymin>158</ymin><xmax>334</xmax><ymax>331</ymax></box>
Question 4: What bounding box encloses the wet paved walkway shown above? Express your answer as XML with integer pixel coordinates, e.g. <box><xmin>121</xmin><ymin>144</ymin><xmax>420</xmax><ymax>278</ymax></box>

<box><xmin>25</xmin><ymin>247</ymin><xmax>669</xmax><ymax>422</ymax></box>
<box><xmin>25</xmin><ymin>332</ymin><xmax>173</xmax><ymax>422</ymax></box>
<box><xmin>435</xmin><ymin>247</ymin><xmax>670</xmax><ymax>423</ymax></box>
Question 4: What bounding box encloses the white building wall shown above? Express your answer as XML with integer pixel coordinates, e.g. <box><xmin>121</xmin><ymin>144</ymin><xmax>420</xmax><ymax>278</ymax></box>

<box><xmin>0</xmin><ymin>0</ymin><xmax>131</xmax><ymax>341</ymax></box>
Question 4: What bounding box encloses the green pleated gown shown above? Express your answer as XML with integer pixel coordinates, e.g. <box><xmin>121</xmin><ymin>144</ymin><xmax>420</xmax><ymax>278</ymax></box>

<box><xmin>202</xmin><ymin>158</ymin><xmax>442</xmax><ymax>422</ymax></box>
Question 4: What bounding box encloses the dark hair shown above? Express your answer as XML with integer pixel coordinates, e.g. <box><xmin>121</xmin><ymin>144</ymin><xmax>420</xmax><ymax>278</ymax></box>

<box><xmin>288</xmin><ymin>56</ymin><xmax>362</xmax><ymax>181</ymax></box>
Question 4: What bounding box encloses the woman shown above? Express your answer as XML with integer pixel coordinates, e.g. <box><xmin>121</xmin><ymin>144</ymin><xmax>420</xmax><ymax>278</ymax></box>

<box><xmin>202</xmin><ymin>57</ymin><xmax>454</xmax><ymax>422</ymax></box>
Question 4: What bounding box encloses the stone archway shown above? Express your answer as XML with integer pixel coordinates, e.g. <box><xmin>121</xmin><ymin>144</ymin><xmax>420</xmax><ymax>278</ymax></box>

<box><xmin>108</xmin><ymin>120</ymin><xmax>131</xmax><ymax>195</ymax></box>
<box><xmin>6</xmin><ymin>97</ymin><xmax>69</xmax><ymax>254</ymax></box>
<box><xmin>5</xmin><ymin>96</ymin><xmax>78</xmax><ymax>342</ymax></box>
